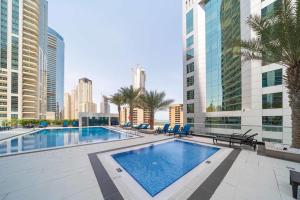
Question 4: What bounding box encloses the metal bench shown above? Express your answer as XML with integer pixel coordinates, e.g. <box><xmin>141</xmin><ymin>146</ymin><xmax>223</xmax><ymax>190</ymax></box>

<box><xmin>290</xmin><ymin>170</ymin><xmax>300</xmax><ymax>199</ymax></box>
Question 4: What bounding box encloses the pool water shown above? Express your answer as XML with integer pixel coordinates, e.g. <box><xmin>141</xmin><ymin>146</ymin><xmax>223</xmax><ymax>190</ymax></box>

<box><xmin>112</xmin><ymin>140</ymin><xmax>219</xmax><ymax>197</ymax></box>
<box><xmin>0</xmin><ymin>127</ymin><xmax>130</xmax><ymax>155</ymax></box>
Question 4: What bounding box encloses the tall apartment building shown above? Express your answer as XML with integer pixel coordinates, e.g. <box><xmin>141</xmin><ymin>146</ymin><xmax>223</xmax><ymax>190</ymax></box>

<box><xmin>64</xmin><ymin>78</ymin><xmax>97</xmax><ymax>120</ymax></box>
<box><xmin>0</xmin><ymin>0</ymin><xmax>48</xmax><ymax>120</ymax></box>
<box><xmin>132</xmin><ymin>66</ymin><xmax>146</xmax><ymax>92</ymax></box>
<box><xmin>182</xmin><ymin>0</ymin><xmax>291</xmax><ymax>144</ymax></box>
<box><xmin>47</xmin><ymin>27</ymin><xmax>64</xmax><ymax>120</ymax></box>
<box><xmin>169</xmin><ymin>104</ymin><xmax>183</xmax><ymax>127</ymax></box>
<box><xmin>63</xmin><ymin>92</ymin><xmax>71</xmax><ymax>120</ymax></box>
<box><xmin>120</xmin><ymin>66</ymin><xmax>149</xmax><ymax>124</ymax></box>
<box><xmin>100</xmin><ymin>95</ymin><xmax>110</xmax><ymax>114</ymax></box>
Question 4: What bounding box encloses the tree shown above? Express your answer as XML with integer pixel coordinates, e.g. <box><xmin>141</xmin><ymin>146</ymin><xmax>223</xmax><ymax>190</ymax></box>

<box><xmin>109</xmin><ymin>93</ymin><xmax>124</xmax><ymax>125</ymax></box>
<box><xmin>139</xmin><ymin>90</ymin><xmax>173</xmax><ymax>130</ymax></box>
<box><xmin>119</xmin><ymin>86</ymin><xmax>142</xmax><ymax>128</ymax></box>
<box><xmin>240</xmin><ymin>0</ymin><xmax>300</xmax><ymax>148</ymax></box>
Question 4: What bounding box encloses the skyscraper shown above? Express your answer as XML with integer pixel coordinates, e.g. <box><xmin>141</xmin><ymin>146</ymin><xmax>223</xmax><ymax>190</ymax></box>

<box><xmin>100</xmin><ymin>95</ymin><xmax>110</xmax><ymax>114</ymax></box>
<box><xmin>63</xmin><ymin>93</ymin><xmax>71</xmax><ymax>120</ymax></box>
<box><xmin>38</xmin><ymin>0</ymin><xmax>48</xmax><ymax>120</ymax></box>
<box><xmin>64</xmin><ymin>78</ymin><xmax>97</xmax><ymax>120</ymax></box>
<box><xmin>132</xmin><ymin>66</ymin><xmax>146</xmax><ymax>92</ymax></box>
<box><xmin>47</xmin><ymin>27</ymin><xmax>65</xmax><ymax>120</ymax></box>
<box><xmin>169</xmin><ymin>104</ymin><xmax>183</xmax><ymax>127</ymax></box>
<box><xmin>0</xmin><ymin>0</ymin><xmax>48</xmax><ymax>120</ymax></box>
<box><xmin>182</xmin><ymin>0</ymin><xmax>291</xmax><ymax>144</ymax></box>
<box><xmin>120</xmin><ymin>67</ymin><xmax>149</xmax><ymax>125</ymax></box>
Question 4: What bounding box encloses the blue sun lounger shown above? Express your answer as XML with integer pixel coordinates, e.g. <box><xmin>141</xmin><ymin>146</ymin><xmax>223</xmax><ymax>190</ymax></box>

<box><xmin>156</xmin><ymin>123</ymin><xmax>170</xmax><ymax>134</ymax></box>
<box><xmin>176</xmin><ymin>124</ymin><xmax>191</xmax><ymax>137</ymax></box>
<box><xmin>167</xmin><ymin>124</ymin><xmax>180</xmax><ymax>135</ymax></box>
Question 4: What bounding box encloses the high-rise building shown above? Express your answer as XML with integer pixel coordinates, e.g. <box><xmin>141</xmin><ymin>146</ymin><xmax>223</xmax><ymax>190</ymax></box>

<box><xmin>38</xmin><ymin>0</ymin><xmax>48</xmax><ymax>120</ymax></box>
<box><xmin>100</xmin><ymin>95</ymin><xmax>110</xmax><ymax>114</ymax></box>
<box><xmin>169</xmin><ymin>104</ymin><xmax>183</xmax><ymax>127</ymax></box>
<box><xmin>0</xmin><ymin>0</ymin><xmax>48</xmax><ymax>120</ymax></box>
<box><xmin>121</xmin><ymin>66</ymin><xmax>148</xmax><ymax>124</ymax></box>
<box><xmin>64</xmin><ymin>78</ymin><xmax>97</xmax><ymax>119</ymax></box>
<box><xmin>63</xmin><ymin>93</ymin><xmax>71</xmax><ymax>120</ymax></box>
<box><xmin>182</xmin><ymin>0</ymin><xmax>291</xmax><ymax>144</ymax></box>
<box><xmin>132</xmin><ymin>66</ymin><xmax>146</xmax><ymax>92</ymax></box>
<box><xmin>47</xmin><ymin>27</ymin><xmax>65</xmax><ymax>120</ymax></box>
<box><xmin>78</xmin><ymin>78</ymin><xmax>96</xmax><ymax>114</ymax></box>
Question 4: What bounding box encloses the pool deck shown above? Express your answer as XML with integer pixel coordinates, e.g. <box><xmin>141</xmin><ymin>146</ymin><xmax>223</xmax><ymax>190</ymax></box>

<box><xmin>0</xmin><ymin>128</ymin><xmax>299</xmax><ymax>200</ymax></box>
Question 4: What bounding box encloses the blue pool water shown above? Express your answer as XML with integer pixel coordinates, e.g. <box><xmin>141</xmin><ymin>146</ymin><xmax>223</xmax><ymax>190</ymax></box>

<box><xmin>112</xmin><ymin>140</ymin><xmax>219</xmax><ymax>196</ymax></box>
<box><xmin>0</xmin><ymin>127</ymin><xmax>129</xmax><ymax>155</ymax></box>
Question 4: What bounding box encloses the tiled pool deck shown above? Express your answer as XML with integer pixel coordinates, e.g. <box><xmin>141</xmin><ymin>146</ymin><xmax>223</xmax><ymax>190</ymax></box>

<box><xmin>0</xmin><ymin>128</ymin><xmax>299</xmax><ymax>200</ymax></box>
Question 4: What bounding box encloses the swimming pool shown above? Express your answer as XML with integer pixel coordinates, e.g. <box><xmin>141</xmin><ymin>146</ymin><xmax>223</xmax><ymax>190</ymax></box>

<box><xmin>112</xmin><ymin>140</ymin><xmax>220</xmax><ymax>197</ymax></box>
<box><xmin>0</xmin><ymin>127</ymin><xmax>132</xmax><ymax>156</ymax></box>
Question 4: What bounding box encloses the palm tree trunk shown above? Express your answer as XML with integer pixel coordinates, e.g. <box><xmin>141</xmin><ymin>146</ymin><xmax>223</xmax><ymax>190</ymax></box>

<box><xmin>129</xmin><ymin>104</ymin><xmax>133</xmax><ymax>128</ymax></box>
<box><xmin>150</xmin><ymin>110</ymin><xmax>154</xmax><ymax>130</ymax></box>
<box><xmin>118</xmin><ymin>105</ymin><xmax>121</xmax><ymax>126</ymax></box>
<box><xmin>291</xmin><ymin>99</ymin><xmax>300</xmax><ymax>148</ymax></box>
<box><xmin>287</xmin><ymin>63</ymin><xmax>300</xmax><ymax>148</ymax></box>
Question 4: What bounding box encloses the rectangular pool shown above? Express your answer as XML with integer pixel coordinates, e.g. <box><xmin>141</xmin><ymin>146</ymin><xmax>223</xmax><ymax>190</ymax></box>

<box><xmin>112</xmin><ymin>140</ymin><xmax>219</xmax><ymax>196</ymax></box>
<box><xmin>0</xmin><ymin>127</ymin><xmax>132</xmax><ymax>156</ymax></box>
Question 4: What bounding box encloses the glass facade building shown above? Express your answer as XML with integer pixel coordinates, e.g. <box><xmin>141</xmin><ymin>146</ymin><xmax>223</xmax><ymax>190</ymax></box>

<box><xmin>182</xmin><ymin>0</ymin><xmax>290</xmax><ymax>144</ymax></box>
<box><xmin>47</xmin><ymin>27</ymin><xmax>65</xmax><ymax>119</ymax></box>
<box><xmin>205</xmin><ymin>0</ymin><xmax>241</xmax><ymax>112</ymax></box>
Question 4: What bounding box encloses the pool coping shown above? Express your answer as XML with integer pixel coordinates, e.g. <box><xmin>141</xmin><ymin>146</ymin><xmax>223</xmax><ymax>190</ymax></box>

<box><xmin>0</xmin><ymin>126</ymin><xmax>141</xmax><ymax>158</ymax></box>
<box><xmin>88</xmin><ymin>138</ymin><xmax>241</xmax><ymax>200</ymax></box>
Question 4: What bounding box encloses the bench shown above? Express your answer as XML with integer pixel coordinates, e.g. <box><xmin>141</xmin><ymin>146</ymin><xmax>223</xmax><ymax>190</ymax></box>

<box><xmin>290</xmin><ymin>170</ymin><xmax>300</xmax><ymax>199</ymax></box>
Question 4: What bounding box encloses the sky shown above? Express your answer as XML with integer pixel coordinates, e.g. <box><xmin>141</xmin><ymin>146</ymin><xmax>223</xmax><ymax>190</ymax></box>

<box><xmin>48</xmin><ymin>0</ymin><xmax>183</xmax><ymax>120</ymax></box>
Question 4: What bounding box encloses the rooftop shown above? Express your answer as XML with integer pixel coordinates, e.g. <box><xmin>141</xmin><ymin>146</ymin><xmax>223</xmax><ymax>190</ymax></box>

<box><xmin>0</xmin><ymin>128</ymin><xmax>298</xmax><ymax>200</ymax></box>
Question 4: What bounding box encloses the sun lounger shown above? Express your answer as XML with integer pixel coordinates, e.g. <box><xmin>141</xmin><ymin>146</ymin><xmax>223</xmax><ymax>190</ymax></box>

<box><xmin>156</xmin><ymin>124</ymin><xmax>170</xmax><ymax>134</ymax></box>
<box><xmin>176</xmin><ymin>124</ymin><xmax>191</xmax><ymax>137</ymax></box>
<box><xmin>213</xmin><ymin>133</ymin><xmax>258</xmax><ymax>150</ymax></box>
<box><xmin>167</xmin><ymin>124</ymin><xmax>180</xmax><ymax>135</ymax></box>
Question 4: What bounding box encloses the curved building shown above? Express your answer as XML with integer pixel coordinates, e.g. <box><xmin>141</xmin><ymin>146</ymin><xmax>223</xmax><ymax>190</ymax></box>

<box><xmin>47</xmin><ymin>27</ymin><xmax>65</xmax><ymax>119</ymax></box>
<box><xmin>0</xmin><ymin>0</ymin><xmax>47</xmax><ymax>120</ymax></box>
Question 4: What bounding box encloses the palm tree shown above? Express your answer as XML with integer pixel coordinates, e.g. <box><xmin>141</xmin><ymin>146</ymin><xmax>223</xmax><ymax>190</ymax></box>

<box><xmin>119</xmin><ymin>86</ymin><xmax>142</xmax><ymax>128</ymax></box>
<box><xmin>240</xmin><ymin>0</ymin><xmax>300</xmax><ymax>148</ymax></box>
<box><xmin>109</xmin><ymin>93</ymin><xmax>124</xmax><ymax>125</ymax></box>
<box><xmin>139</xmin><ymin>90</ymin><xmax>174</xmax><ymax>130</ymax></box>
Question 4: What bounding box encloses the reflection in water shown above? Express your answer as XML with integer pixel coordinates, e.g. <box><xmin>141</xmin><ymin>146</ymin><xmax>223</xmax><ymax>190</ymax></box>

<box><xmin>0</xmin><ymin>127</ymin><xmax>128</xmax><ymax>156</ymax></box>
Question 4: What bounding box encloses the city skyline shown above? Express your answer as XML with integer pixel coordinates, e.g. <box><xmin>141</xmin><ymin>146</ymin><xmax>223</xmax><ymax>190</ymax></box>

<box><xmin>47</xmin><ymin>0</ymin><xmax>183</xmax><ymax>120</ymax></box>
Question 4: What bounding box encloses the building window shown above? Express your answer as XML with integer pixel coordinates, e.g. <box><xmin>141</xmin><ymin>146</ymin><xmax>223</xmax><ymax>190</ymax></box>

<box><xmin>187</xmin><ymin>90</ymin><xmax>194</xmax><ymax>100</ymax></box>
<box><xmin>186</xmin><ymin>62</ymin><xmax>194</xmax><ymax>74</ymax></box>
<box><xmin>205</xmin><ymin>117</ymin><xmax>241</xmax><ymax>129</ymax></box>
<box><xmin>1</xmin><ymin>0</ymin><xmax>8</xmax><ymax>69</ymax></box>
<box><xmin>261</xmin><ymin>0</ymin><xmax>281</xmax><ymax>18</ymax></box>
<box><xmin>187</xmin><ymin>104</ymin><xmax>194</xmax><ymax>113</ymax></box>
<box><xmin>187</xmin><ymin>76</ymin><xmax>194</xmax><ymax>87</ymax></box>
<box><xmin>187</xmin><ymin>117</ymin><xmax>194</xmax><ymax>127</ymax></box>
<box><xmin>262</xmin><ymin>69</ymin><xmax>282</xmax><ymax>87</ymax></box>
<box><xmin>186</xmin><ymin>9</ymin><xmax>193</xmax><ymax>34</ymax></box>
<box><xmin>186</xmin><ymin>35</ymin><xmax>194</xmax><ymax>48</ymax></box>
<box><xmin>11</xmin><ymin>96</ymin><xmax>18</xmax><ymax>112</ymax></box>
<box><xmin>12</xmin><ymin>0</ymin><xmax>19</xmax><ymax>34</ymax></box>
<box><xmin>11</xmin><ymin>72</ymin><xmax>18</xmax><ymax>94</ymax></box>
<box><xmin>11</xmin><ymin>114</ymin><xmax>18</xmax><ymax>119</ymax></box>
<box><xmin>262</xmin><ymin>92</ymin><xmax>282</xmax><ymax>109</ymax></box>
<box><xmin>262</xmin><ymin>116</ymin><xmax>283</xmax><ymax>132</ymax></box>
<box><xmin>262</xmin><ymin>137</ymin><xmax>282</xmax><ymax>143</ymax></box>
<box><xmin>205</xmin><ymin>0</ymin><xmax>241</xmax><ymax>112</ymax></box>
<box><xmin>11</xmin><ymin>36</ymin><xmax>18</xmax><ymax>70</ymax></box>
<box><xmin>186</xmin><ymin>48</ymin><xmax>194</xmax><ymax>61</ymax></box>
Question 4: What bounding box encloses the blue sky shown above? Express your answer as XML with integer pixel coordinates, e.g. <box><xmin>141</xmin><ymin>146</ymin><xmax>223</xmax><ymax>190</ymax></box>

<box><xmin>48</xmin><ymin>0</ymin><xmax>183</xmax><ymax>120</ymax></box>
